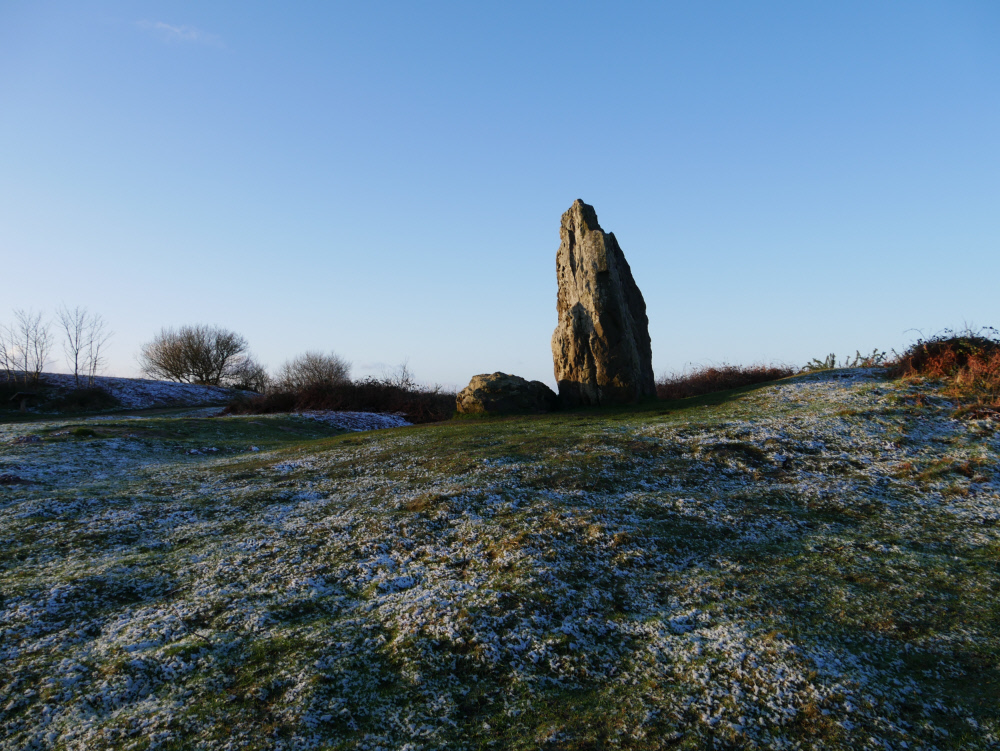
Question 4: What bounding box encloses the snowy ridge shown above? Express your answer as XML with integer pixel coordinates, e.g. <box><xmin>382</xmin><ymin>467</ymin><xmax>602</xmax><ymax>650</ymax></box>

<box><xmin>38</xmin><ymin>372</ymin><xmax>241</xmax><ymax>409</ymax></box>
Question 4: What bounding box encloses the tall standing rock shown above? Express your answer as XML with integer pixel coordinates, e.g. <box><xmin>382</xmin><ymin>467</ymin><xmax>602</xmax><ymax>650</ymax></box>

<box><xmin>551</xmin><ymin>199</ymin><xmax>655</xmax><ymax>407</ymax></box>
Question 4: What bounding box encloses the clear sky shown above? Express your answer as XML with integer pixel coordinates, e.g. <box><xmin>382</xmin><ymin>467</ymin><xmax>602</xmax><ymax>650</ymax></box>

<box><xmin>2</xmin><ymin>1</ymin><xmax>998</xmax><ymax>388</ymax></box>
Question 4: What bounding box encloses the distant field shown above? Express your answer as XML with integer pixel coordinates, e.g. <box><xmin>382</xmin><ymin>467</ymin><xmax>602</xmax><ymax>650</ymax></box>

<box><xmin>1</xmin><ymin>371</ymin><xmax>998</xmax><ymax>749</ymax></box>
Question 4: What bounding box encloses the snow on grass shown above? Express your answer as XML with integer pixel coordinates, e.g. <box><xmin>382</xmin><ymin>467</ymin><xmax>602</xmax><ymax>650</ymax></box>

<box><xmin>291</xmin><ymin>411</ymin><xmax>410</xmax><ymax>432</ymax></box>
<box><xmin>1</xmin><ymin>370</ymin><xmax>998</xmax><ymax>749</ymax></box>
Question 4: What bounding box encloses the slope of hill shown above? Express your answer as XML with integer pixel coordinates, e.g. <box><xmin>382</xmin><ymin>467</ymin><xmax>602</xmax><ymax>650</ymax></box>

<box><xmin>1</xmin><ymin>370</ymin><xmax>997</xmax><ymax>749</ymax></box>
<box><xmin>28</xmin><ymin>372</ymin><xmax>243</xmax><ymax>410</ymax></box>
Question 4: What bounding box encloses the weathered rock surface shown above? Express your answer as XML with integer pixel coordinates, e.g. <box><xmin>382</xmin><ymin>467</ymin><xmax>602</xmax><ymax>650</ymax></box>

<box><xmin>551</xmin><ymin>199</ymin><xmax>655</xmax><ymax>407</ymax></box>
<box><xmin>456</xmin><ymin>373</ymin><xmax>558</xmax><ymax>415</ymax></box>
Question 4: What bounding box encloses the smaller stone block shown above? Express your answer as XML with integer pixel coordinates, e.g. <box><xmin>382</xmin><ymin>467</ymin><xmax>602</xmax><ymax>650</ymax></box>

<box><xmin>456</xmin><ymin>373</ymin><xmax>558</xmax><ymax>415</ymax></box>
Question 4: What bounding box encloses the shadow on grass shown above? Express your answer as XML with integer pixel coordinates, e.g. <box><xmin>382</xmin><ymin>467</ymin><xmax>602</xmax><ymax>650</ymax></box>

<box><xmin>0</xmin><ymin>403</ymin><xmax>229</xmax><ymax>426</ymax></box>
<box><xmin>451</xmin><ymin>370</ymin><xmax>810</xmax><ymax>426</ymax></box>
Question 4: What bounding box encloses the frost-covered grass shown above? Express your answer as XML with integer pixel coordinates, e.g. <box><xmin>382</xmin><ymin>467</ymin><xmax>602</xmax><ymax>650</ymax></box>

<box><xmin>2</xmin><ymin>370</ymin><xmax>999</xmax><ymax>749</ymax></box>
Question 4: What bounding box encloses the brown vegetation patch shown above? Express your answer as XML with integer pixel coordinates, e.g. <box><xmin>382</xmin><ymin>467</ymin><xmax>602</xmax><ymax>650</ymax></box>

<box><xmin>891</xmin><ymin>328</ymin><xmax>1000</xmax><ymax>415</ymax></box>
<box><xmin>226</xmin><ymin>378</ymin><xmax>456</xmax><ymax>424</ymax></box>
<box><xmin>401</xmin><ymin>491</ymin><xmax>461</xmax><ymax>514</ymax></box>
<box><xmin>656</xmin><ymin>364</ymin><xmax>795</xmax><ymax>400</ymax></box>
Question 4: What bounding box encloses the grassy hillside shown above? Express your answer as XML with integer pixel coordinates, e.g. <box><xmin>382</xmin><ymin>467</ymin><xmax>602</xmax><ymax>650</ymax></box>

<box><xmin>1</xmin><ymin>371</ymin><xmax>998</xmax><ymax>749</ymax></box>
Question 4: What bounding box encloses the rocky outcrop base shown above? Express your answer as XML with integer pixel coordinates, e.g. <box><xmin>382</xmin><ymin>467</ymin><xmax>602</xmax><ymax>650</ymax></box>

<box><xmin>456</xmin><ymin>373</ymin><xmax>558</xmax><ymax>415</ymax></box>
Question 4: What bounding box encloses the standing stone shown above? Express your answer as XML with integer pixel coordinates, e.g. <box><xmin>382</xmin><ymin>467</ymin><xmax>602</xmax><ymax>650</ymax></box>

<box><xmin>551</xmin><ymin>199</ymin><xmax>655</xmax><ymax>407</ymax></box>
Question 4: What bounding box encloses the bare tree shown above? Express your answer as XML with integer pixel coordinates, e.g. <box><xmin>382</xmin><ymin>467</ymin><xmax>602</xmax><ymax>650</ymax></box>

<box><xmin>0</xmin><ymin>322</ymin><xmax>13</xmax><ymax>383</ymax></box>
<box><xmin>382</xmin><ymin>359</ymin><xmax>415</xmax><ymax>390</ymax></box>
<box><xmin>274</xmin><ymin>351</ymin><xmax>351</xmax><ymax>392</ymax></box>
<box><xmin>84</xmin><ymin>313</ymin><xmax>112</xmax><ymax>386</ymax></box>
<box><xmin>57</xmin><ymin>306</ymin><xmax>114</xmax><ymax>387</ymax></box>
<box><xmin>139</xmin><ymin>325</ymin><xmax>251</xmax><ymax>386</ymax></box>
<box><xmin>139</xmin><ymin>329</ymin><xmax>188</xmax><ymax>382</ymax></box>
<box><xmin>226</xmin><ymin>354</ymin><xmax>270</xmax><ymax>393</ymax></box>
<box><xmin>10</xmin><ymin>309</ymin><xmax>51</xmax><ymax>387</ymax></box>
<box><xmin>57</xmin><ymin>305</ymin><xmax>85</xmax><ymax>386</ymax></box>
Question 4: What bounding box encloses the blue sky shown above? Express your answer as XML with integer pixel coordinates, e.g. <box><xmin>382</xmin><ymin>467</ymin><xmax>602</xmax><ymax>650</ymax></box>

<box><xmin>2</xmin><ymin>1</ymin><xmax>998</xmax><ymax>388</ymax></box>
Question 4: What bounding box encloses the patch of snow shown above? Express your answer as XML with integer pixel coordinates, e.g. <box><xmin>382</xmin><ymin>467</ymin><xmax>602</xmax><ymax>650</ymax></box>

<box><xmin>297</xmin><ymin>410</ymin><xmax>412</xmax><ymax>431</ymax></box>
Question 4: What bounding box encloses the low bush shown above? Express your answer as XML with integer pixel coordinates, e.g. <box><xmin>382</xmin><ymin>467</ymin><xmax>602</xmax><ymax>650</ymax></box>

<box><xmin>273</xmin><ymin>351</ymin><xmax>351</xmax><ymax>392</ymax></box>
<box><xmin>656</xmin><ymin>364</ymin><xmax>795</xmax><ymax>400</ymax></box>
<box><xmin>891</xmin><ymin>327</ymin><xmax>1000</xmax><ymax>413</ymax></box>
<box><xmin>891</xmin><ymin>327</ymin><xmax>1000</xmax><ymax>379</ymax></box>
<box><xmin>225</xmin><ymin>377</ymin><xmax>456</xmax><ymax>424</ymax></box>
<box><xmin>44</xmin><ymin>387</ymin><xmax>120</xmax><ymax>413</ymax></box>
